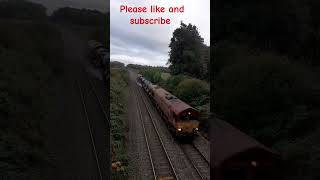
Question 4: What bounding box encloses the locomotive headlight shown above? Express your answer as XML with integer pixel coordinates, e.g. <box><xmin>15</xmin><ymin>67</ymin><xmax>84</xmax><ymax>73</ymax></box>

<box><xmin>251</xmin><ymin>161</ymin><xmax>258</xmax><ymax>167</ymax></box>
<box><xmin>177</xmin><ymin>128</ymin><xmax>182</xmax><ymax>131</ymax></box>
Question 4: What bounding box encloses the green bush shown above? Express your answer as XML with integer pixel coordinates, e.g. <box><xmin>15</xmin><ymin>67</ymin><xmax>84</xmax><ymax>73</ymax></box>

<box><xmin>214</xmin><ymin>52</ymin><xmax>315</xmax><ymax>141</ymax></box>
<box><xmin>110</xmin><ymin>68</ymin><xmax>129</xmax><ymax>179</ymax></box>
<box><xmin>164</xmin><ymin>75</ymin><xmax>186</xmax><ymax>92</ymax></box>
<box><xmin>140</xmin><ymin>69</ymin><xmax>164</xmax><ymax>85</ymax></box>
<box><xmin>0</xmin><ymin>21</ymin><xmax>63</xmax><ymax>179</ymax></box>
<box><xmin>175</xmin><ymin>79</ymin><xmax>209</xmax><ymax>107</ymax></box>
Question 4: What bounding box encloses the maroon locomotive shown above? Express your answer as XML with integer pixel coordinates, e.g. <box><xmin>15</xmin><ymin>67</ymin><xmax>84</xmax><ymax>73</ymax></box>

<box><xmin>137</xmin><ymin>75</ymin><xmax>200</xmax><ymax>137</ymax></box>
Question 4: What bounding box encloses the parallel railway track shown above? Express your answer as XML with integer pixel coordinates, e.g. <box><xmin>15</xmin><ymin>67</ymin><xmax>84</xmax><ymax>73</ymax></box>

<box><xmin>180</xmin><ymin>144</ymin><xmax>210</xmax><ymax>180</ymax></box>
<box><xmin>75</xmin><ymin>68</ymin><xmax>109</xmax><ymax>180</ymax></box>
<box><xmin>136</xmin><ymin>77</ymin><xmax>210</xmax><ymax>180</ymax></box>
<box><xmin>135</xmin><ymin>83</ymin><xmax>179</xmax><ymax>180</ymax></box>
<box><xmin>76</xmin><ymin>79</ymin><xmax>104</xmax><ymax>180</ymax></box>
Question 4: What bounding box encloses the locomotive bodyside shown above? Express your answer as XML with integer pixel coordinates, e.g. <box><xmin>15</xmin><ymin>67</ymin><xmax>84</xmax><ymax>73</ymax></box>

<box><xmin>137</xmin><ymin>74</ymin><xmax>200</xmax><ymax>138</ymax></box>
<box><xmin>151</xmin><ymin>85</ymin><xmax>200</xmax><ymax>137</ymax></box>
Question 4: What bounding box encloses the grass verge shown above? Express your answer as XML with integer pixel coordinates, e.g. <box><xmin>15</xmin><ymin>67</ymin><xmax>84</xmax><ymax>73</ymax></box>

<box><xmin>110</xmin><ymin>68</ymin><xmax>129</xmax><ymax>179</ymax></box>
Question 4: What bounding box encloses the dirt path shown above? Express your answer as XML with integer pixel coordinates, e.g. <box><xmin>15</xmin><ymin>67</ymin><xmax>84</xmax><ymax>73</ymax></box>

<box><xmin>44</xmin><ymin>26</ymin><xmax>109</xmax><ymax>180</ymax></box>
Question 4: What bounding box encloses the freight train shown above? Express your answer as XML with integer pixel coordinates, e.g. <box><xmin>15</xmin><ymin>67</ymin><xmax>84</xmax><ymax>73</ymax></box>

<box><xmin>137</xmin><ymin>74</ymin><xmax>200</xmax><ymax>138</ymax></box>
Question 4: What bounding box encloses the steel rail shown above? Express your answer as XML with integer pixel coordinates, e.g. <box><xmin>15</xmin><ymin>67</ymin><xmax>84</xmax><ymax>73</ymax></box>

<box><xmin>192</xmin><ymin>144</ymin><xmax>210</xmax><ymax>165</ymax></box>
<box><xmin>82</xmin><ymin>68</ymin><xmax>110</xmax><ymax>127</ymax></box>
<box><xmin>136</xmin><ymin>83</ymin><xmax>179</xmax><ymax>180</ymax></box>
<box><xmin>136</xmin><ymin>75</ymin><xmax>209</xmax><ymax>180</ymax></box>
<box><xmin>180</xmin><ymin>144</ymin><xmax>208</xmax><ymax>180</ymax></box>
<box><xmin>134</xmin><ymin>87</ymin><xmax>157</xmax><ymax>180</ymax></box>
<box><xmin>76</xmin><ymin>80</ymin><xmax>103</xmax><ymax>180</ymax></box>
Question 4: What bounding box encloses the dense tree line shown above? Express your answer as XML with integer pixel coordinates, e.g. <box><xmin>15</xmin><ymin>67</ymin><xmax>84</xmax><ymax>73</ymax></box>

<box><xmin>213</xmin><ymin>0</ymin><xmax>320</xmax><ymax>66</ymax></box>
<box><xmin>168</xmin><ymin>22</ymin><xmax>209</xmax><ymax>79</ymax></box>
<box><xmin>51</xmin><ymin>7</ymin><xmax>108</xmax><ymax>27</ymax></box>
<box><xmin>127</xmin><ymin>63</ymin><xmax>170</xmax><ymax>73</ymax></box>
<box><xmin>0</xmin><ymin>1</ymin><xmax>108</xmax><ymax>178</ymax></box>
<box><xmin>110</xmin><ymin>61</ymin><xmax>125</xmax><ymax>68</ymax></box>
<box><xmin>213</xmin><ymin>1</ymin><xmax>320</xmax><ymax>179</ymax></box>
<box><xmin>0</xmin><ymin>0</ymin><xmax>47</xmax><ymax>20</ymax></box>
<box><xmin>0</xmin><ymin>19</ymin><xmax>64</xmax><ymax>180</ymax></box>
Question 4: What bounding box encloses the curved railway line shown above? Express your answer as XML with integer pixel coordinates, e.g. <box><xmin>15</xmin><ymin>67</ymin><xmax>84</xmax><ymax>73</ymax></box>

<box><xmin>135</xmin><ymin>83</ymin><xmax>179</xmax><ymax>180</ymax></box>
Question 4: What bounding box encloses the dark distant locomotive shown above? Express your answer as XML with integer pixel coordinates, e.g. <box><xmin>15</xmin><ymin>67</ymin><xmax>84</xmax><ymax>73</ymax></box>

<box><xmin>137</xmin><ymin>74</ymin><xmax>199</xmax><ymax>138</ymax></box>
<box><xmin>87</xmin><ymin>40</ymin><xmax>108</xmax><ymax>68</ymax></box>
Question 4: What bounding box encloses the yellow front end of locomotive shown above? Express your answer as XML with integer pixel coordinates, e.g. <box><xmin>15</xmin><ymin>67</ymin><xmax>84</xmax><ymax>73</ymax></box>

<box><xmin>175</xmin><ymin>120</ymin><xmax>199</xmax><ymax>136</ymax></box>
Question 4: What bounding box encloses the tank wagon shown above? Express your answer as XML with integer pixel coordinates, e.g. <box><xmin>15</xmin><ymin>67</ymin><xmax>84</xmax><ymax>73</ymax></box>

<box><xmin>137</xmin><ymin>75</ymin><xmax>199</xmax><ymax>138</ymax></box>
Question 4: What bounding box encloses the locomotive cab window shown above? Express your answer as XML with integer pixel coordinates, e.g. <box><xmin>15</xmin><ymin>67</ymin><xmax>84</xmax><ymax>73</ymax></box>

<box><xmin>180</xmin><ymin>112</ymin><xmax>198</xmax><ymax>121</ymax></box>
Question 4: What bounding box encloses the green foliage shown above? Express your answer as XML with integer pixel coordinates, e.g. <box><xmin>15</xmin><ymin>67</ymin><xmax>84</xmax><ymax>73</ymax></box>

<box><xmin>214</xmin><ymin>0</ymin><xmax>320</xmax><ymax>65</ymax></box>
<box><xmin>175</xmin><ymin>79</ymin><xmax>209</xmax><ymax>107</ymax></box>
<box><xmin>215</xmin><ymin>52</ymin><xmax>314</xmax><ymax>135</ymax></box>
<box><xmin>164</xmin><ymin>75</ymin><xmax>185</xmax><ymax>92</ymax></box>
<box><xmin>168</xmin><ymin>22</ymin><xmax>207</xmax><ymax>79</ymax></box>
<box><xmin>140</xmin><ymin>69</ymin><xmax>164</xmax><ymax>85</ymax></box>
<box><xmin>214</xmin><ymin>1</ymin><xmax>320</xmax><ymax>178</ymax></box>
<box><xmin>0</xmin><ymin>21</ymin><xmax>63</xmax><ymax>179</ymax></box>
<box><xmin>51</xmin><ymin>7</ymin><xmax>108</xmax><ymax>27</ymax></box>
<box><xmin>0</xmin><ymin>0</ymin><xmax>47</xmax><ymax>21</ymax></box>
<box><xmin>110</xmin><ymin>61</ymin><xmax>125</xmax><ymax>68</ymax></box>
<box><xmin>127</xmin><ymin>64</ymin><xmax>169</xmax><ymax>73</ymax></box>
<box><xmin>213</xmin><ymin>46</ymin><xmax>320</xmax><ymax>178</ymax></box>
<box><xmin>110</xmin><ymin>68</ymin><xmax>129</xmax><ymax>179</ymax></box>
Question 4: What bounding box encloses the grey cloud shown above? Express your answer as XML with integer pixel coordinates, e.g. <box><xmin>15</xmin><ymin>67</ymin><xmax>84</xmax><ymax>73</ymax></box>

<box><xmin>110</xmin><ymin>0</ymin><xmax>210</xmax><ymax>67</ymax></box>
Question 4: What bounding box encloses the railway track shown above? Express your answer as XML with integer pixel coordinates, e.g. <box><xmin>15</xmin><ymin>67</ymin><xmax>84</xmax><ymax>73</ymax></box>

<box><xmin>180</xmin><ymin>144</ymin><xmax>210</xmax><ymax>180</ymax></box>
<box><xmin>75</xmin><ymin>68</ymin><xmax>109</xmax><ymax>180</ymax></box>
<box><xmin>76</xmin><ymin>79</ymin><xmax>104</xmax><ymax>180</ymax></box>
<box><xmin>135</xmin><ymin>76</ymin><xmax>210</xmax><ymax>180</ymax></box>
<box><xmin>135</xmin><ymin>84</ymin><xmax>179</xmax><ymax>180</ymax></box>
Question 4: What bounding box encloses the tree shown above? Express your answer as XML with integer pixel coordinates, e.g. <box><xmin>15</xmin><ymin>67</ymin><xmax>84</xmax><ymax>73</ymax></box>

<box><xmin>168</xmin><ymin>22</ymin><xmax>205</xmax><ymax>78</ymax></box>
<box><xmin>175</xmin><ymin>79</ymin><xmax>209</xmax><ymax>106</ymax></box>
<box><xmin>0</xmin><ymin>0</ymin><xmax>47</xmax><ymax>20</ymax></box>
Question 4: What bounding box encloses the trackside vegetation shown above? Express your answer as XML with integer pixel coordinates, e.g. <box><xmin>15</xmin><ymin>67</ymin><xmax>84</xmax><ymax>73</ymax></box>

<box><xmin>214</xmin><ymin>0</ymin><xmax>320</xmax><ymax>178</ymax></box>
<box><xmin>110</xmin><ymin>68</ymin><xmax>129</xmax><ymax>179</ymax></box>
<box><xmin>0</xmin><ymin>16</ymin><xmax>64</xmax><ymax>180</ymax></box>
<box><xmin>0</xmin><ymin>0</ymin><xmax>109</xmax><ymax>179</ymax></box>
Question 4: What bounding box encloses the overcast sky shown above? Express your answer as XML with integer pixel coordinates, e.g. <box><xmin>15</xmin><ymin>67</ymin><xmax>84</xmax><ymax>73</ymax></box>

<box><xmin>111</xmin><ymin>0</ymin><xmax>210</xmax><ymax>67</ymax></box>
<box><xmin>29</xmin><ymin>0</ymin><xmax>210</xmax><ymax>67</ymax></box>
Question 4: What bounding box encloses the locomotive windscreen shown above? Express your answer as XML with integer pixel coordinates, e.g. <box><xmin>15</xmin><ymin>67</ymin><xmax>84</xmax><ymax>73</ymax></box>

<box><xmin>180</xmin><ymin>111</ymin><xmax>198</xmax><ymax>121</ymax></box>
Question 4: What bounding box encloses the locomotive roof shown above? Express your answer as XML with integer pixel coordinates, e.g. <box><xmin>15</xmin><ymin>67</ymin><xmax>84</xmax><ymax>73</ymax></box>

<box><xmin>154</xmin><ymin>87</ymin><xmax>198</xmax><ymax>115</ymax></box>
<box><xmin>212</xmin><ymin>118</ymin><xmax>280</xmax><ymax>167</ymax></box>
